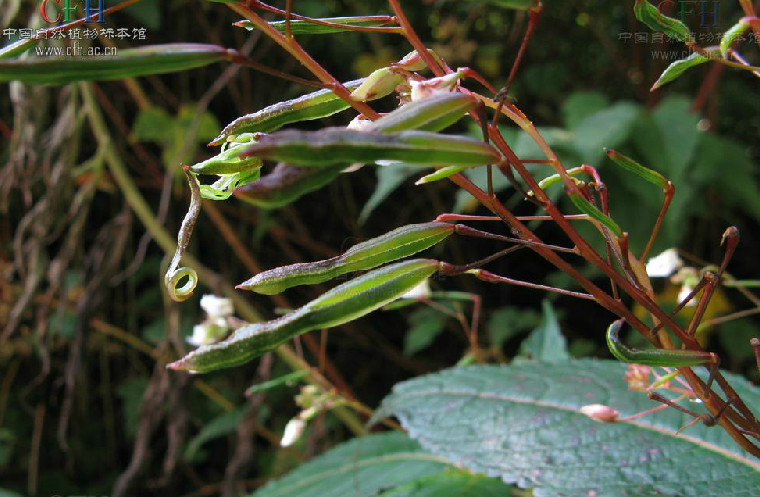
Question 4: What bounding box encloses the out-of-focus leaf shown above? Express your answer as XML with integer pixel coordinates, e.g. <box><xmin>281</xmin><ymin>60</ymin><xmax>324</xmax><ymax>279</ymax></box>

<box><xmin>486</xmin><ymin>306</ymin><xmax>541</xmax><ymax>348</ymax></box>
<box><xmin>461</xmin><ymin>0</ymin><xmax>532</xmax><ymax>9</ymax></box>
<box><xmin>242</xmin><ymin>129</ymin><xmax>501</xmax><ymax>167</ymax></box>
<box><xmin>518</xmin><ymin>300</ymin><xmax>569</xmax><ymax>361</ymax></box>
<box><xmin>561</xmin><ymin>91</ymin><xmax>610</xmax><ymax>129</ymax></box>
<box><xmin>569</xmin><ymin>101</ymin><xmax>640</xmax><ymax>163</ymax></box>
<box><xmin>184</xmin><ymin>409</ymin><xmax>246</xmax><ymax>462</ymax></box>
<box><xmin>200</xmin><ymin>169</ymin><xmax>261</xmax><ymax>200</ymax></box>
<box><xmin>0</xmin><ymin>428</ymin><xmax>14</xmax><ymax>468</ymax></box>
<box><xmin>249</xmin><ymin>432</ymin><xmax>511</xmax><ymax>497</ymax></box>
<box><xmin>236</xmin><ymin>16</ymin><xmax>399</xmax><ymax>35</ymax></box>
<box><xmin>246</xmin><ymin>371</ymin><xmax>308</xmax><ymax>396</ymax></box>
<box><xmin>359</xmin><ymin>165</ymin><xmax>418</xmax><ymax>223</ymax></box>
<box><xmin>117</xmin><ymin>377</ymin><xmax>149</xmax><ymax>438</ymax></box>
<box><xmin>375</xmin><ymin>361</ymin><xmax>760</xmax><ymax>497</ymax></box>
<box><xmin>404</xmin><ymin>308</ymin><xmax>448</xmax><ymax>356</ymax></box>
<box><xmin>0</xmin><ymin>43</ymin><xmax>233</xmax><ymax>85</ymax></box>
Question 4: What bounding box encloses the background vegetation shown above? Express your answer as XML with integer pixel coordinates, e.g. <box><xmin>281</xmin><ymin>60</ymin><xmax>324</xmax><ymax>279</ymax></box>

<box><xmin>1</xmin><ymin>0</ymin><xmax>759</xmax><ymax>495</ymax></box>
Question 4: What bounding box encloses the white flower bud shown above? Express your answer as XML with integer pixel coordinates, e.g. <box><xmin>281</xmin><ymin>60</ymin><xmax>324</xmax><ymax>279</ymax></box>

<box><xmin>645</xmin><ymin>248</ymin><xmax>683</xmax><ymax>278</ymax></box>
<box><xmin>580</xmin><ymin>404</ymin><xmax>620</xmax><ymax>423</ymax></box>
<box><xmin>280</xmin><ymin>418</ymin><xmax>307</xmax><ymax>447</ymax></box>
<box><xmin>200</xmin><ymin>294</ymin><xmax>234</xmax><ymax>318</ymax></box>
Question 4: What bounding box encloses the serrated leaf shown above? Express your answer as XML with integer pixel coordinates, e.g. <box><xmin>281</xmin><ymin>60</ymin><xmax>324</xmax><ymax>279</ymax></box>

<box><xmin>375</xmin><ymin>360</ymin><xmax>760</xmax><ymax>497</ymax></box>
<box><xmin>249</xmin><ymin>432</ymin><xmax>504</xmax><ymax>497</ymax></box>
<box><xmin>634</xmin><ymin>0</ymin><xmax>691</xmax><ymax>42</ymax></box>
<box><xmin>0</xmin><ymin>43</ymin><xmax>232</xmax><ymax>85</ymax></box>
<box><xmin>651</xmin><ymin>51</ymin><xmax>711</xmax><ymax>90</ymax></box>
<box><xmin>518</xmin><ymin>300</ymin><xmax>569</xmax><ymax>361</ymax></box>
<box><xmin>242</xmin><ymin>129</ymin><xmax>501</xmax><ymax>167</ymax></box>
<box><xmin>236</xmin><ymin>16</ymin><xmax>399</xmax><ymax>35</ymax></box>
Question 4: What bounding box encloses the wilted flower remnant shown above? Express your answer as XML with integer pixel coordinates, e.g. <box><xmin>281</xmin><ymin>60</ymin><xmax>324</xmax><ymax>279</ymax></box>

<box><xmin>188</xmin><ymin>294</ymin><xmax>235</xmax><ymax>346</ymax></box>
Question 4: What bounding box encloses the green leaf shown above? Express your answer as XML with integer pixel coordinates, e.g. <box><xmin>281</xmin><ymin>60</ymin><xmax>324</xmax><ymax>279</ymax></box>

<box><xmin>633</xmin><ymin>0</ymin><xmax>691</xmax><ymax>42</ymax></box>
<box><xmin>569</xmin><ymin>101</ymin><xmax>640</xmax><ymax>164</ymax></box>
<box><xmin>518</xmin><ymin>300</ymin><xmax>569</xmax><ymax>361</ymax></box>
<box><xmin>375</xmin><ymin>360</ymin><xmax>760</xmax><ymax>497</ymax></box>
<box><xmin>116</xmin><ymin>377</ymin><xmax>149</xmax><ymax>438</ymax></box>
<box><xmin>0</xmin><ymin>428</ymin><xmax>14</xmax><ymax>468</ymax></box>
<box><xmin>0</xmin><ymin>488</ymin><xmax>23</xmax><ymax>497</ymax></box>
<box><xmin>561</xmin><ymin>91</ymin><xmax>610</xmax><ymax>129</ymax></box>
<box><xmin>234</xmin><ymin>163</ymin><xmax>342</xmax><ymax>208</ymax></box>
<box><xmin>359</xmin><ymin>165</ymin><xmax>418</xmax><ymax>223</ymax></box>
<box><xmin>720</xmin><ymin>18</ymin><xmax>751</xmax><ymax>58</ymax></box>
<box><xmin>210</xmin><ymin>79</ymin><xmax>366</xmax><ymax>144</ymax></box>
<box><xmin>200</xmin><ymin>169</ymin><xmax>261</xmax><ymax>201</ymax></box>
<box><xmin>0</xmin><ymin>43</ymin><xmax>232</xmax><ymax>85</ymax></box>
<box><xmin>249</xmin><ymin>432</ymin><xmax>508</xmax><ymax>497</ymax></box>
<box><xmin>236</xmin><ymin>16</ymin><xmax>398</xmax><ymax>35</ymax></box>
<box><xmin>651</xmin><ymin>51</ymin><xmax>712</xmax><ymax>90</ymax></box>
<box><xmin>378</xmin><ymin>472</ymin><xmax>514</xmax><ymax>497</ymax></box>
<box><xmin>404</xmin><ymin>308</ymin><xmax>448</xmax><ymax>356</ymax></box>
<box><xmin>241</xmin><ymin>129</ymin><xmax>501</xmax><ymax>167</ymax></box>
<box><xmin>246</xmin><ymin>370</ymin><xmax>308</xmax><ymax>396</ymax></box>
<box><xmin>486</xmin><ymin>306</ymin><xmax>541</xmax><ymax>348</ymax></box>
<box><xmin>184</xmin><ymin>408</ymin><xmax>246</xmax><ymax>462</ymax></box>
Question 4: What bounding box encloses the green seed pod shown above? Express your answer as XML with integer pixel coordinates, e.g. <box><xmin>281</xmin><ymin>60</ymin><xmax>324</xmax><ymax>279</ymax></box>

<box><xmin>720</xmin><ymin>18</ymin><xmax>751</xmax><ymax>59</ymax></box>
<box><xmin>604</xmin><ymin>149</ymin><xmax>668</xmax><ymax>188</ymax></box>
<box><xmin>191</xmin><ymin>142</ymin><xmax>263</xmax><ymax>175</ymax></box>
<box><xmin>350</xmin><ymin>67</ymin><xmax>404</xmax><ymax>102</ymax></box>
<box><xmin>238</xmin><ymin>222</ymin><xmax>455</xmax><ymax>294</ymax></box>
<box><xmin>235</xmin><ymin>16</ymin><xmax>400</xmax><ymax>35</ymax></box>
<box><xmin>0</xmin><ymin>43</ymin><xmax>233</xmax><ymax>85</ymax></box>
<box><xmin>369</xmin><ymin>93</ymin><xmax>477</xmax><ymax>134</ymax></box>
<box><xmin>568</xmin><ymin>193</ymin><xmax>623</xmax><ymax>237</ymax></box>
<box><xmin>233</xmin><ymin>163</ymin><xmax>344</xmax><ymax>209</ymax></box>
<box><xmin>240</xmin><ymin>128</ymin><xmax>501</xmax><ymax>167</ymax></box>
<box><xmin>210</xmin><ymin>79</ymin><xmax>366</xmax><ymax>145</ymax></box>
<box><xmin>168</xmin><ymin>259</ymin><xmax>440</xmax><ymax>373</ymax></box>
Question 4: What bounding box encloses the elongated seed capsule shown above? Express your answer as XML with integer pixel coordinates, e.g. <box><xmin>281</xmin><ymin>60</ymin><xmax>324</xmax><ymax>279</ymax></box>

<box><xmin>720</xmin><ymin>18</ymin><xmax>751</xmax><ymax>58</ymax></box>
<box><xmin>191</xmin><ymin>143</ymin><xmax>262</xmax><ymax>175</ymax></box>
<box><xmin>604</xmin><ymin>149</ymin><xmax>668</xmax><ymax>188</ymax></box>
<box><xmin>238</xmin><ymin>222</ymin><xmax>455</xmax><ymax>294</ymax></box>
<box><xmin>210</xmin><ymin>79</ymin><xmax>366</xmax><ymax>145</ymax></box>
<box><xmin>168</xmin><ymin>259</ymin><xmax>440</xmax><ymax>373</ymax></box>
<box><xmin>235</xmin><ymin>16</ymin><xmax>400</xmax><ymax>36</ymax></box>
<box><xmin>0</xmin><ymin>43</ymin><xmax>233</xmax><ymax>85</ymax></box>
<box><xmin>233</xmin><ymin>163</ymin><xmax>344</xmax><ymax>209</ymax></box>
<box><xmin>568</xmin><ymin>193</ymin><xmax>623</xmax><ymax>237</ymax></box>
<box><xmin>369</xmin><ymin>93</ymin><xmax>477</xmax><ymax>134</ymax></box>
<box><xmin>241</xmin><ymin>128</ymin><xmax>501</xmax><ymax>167</ymax></box>
<box><xmin>606</xmin><ymin>319</ymin><xmax>715</xmax><ymax>367</ymax></box>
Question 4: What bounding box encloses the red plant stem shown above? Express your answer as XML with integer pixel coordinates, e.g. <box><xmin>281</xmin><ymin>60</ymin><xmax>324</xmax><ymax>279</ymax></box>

<box><xmin>228</xmin><ymin>4</ymin><xmax>380</xmax><ymax>120</ymax></box>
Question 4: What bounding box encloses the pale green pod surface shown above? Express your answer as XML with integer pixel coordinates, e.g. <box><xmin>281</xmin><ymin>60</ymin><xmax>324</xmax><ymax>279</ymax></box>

<box><xmin>238</xmin><ymin>222</ymin><xmax>455</xmax><ymax>294</ymax></box>
<box><xmin>415</xmin><ymin>166</ymin><xmax>470</xmax><ymax>185</ymax></box>
<box><xmin>233</xmin><ymin>163</ymin><xmax>344</xmax><ymax>209</ymax></box>
<box><xmin>350</xmin><ymin>67</ymin><xmax>404</xmax><ymax>101</ymax></box>
<box><xmin>210</xmin><ymin>79</ymin><xmax>365</xmax><ymax>145</ymax></box>
<box><xmin>569</xmin><ymin>193</ymin><xmax>623</xmax><ymax>237</ymax></box>
<box><xmin>604</xmin><ymin>149</ymin><xmax>668</xmax><ymax>188</ymax></box>
<box><xmin>0</xmin><ymin>43</ymin><xmax>232</xmax><ymax>85</ymax></box>
<box><xmin>236</xmin><ymin>16</ymin><xmax>399</xmax><ymax>35</ymax></box>
<box><xmin>241</xmin><ymin>128</ymin><xmax>501</xmax><ymax>167</ymax></box>
<box><xmin>168</xmin><ymin>259</ymin><xmax>440</xmax><ymax>373</ymax></box>
<box><xmin>369</xmin><ymin>93</ymin><xmax>477</xmax><ymax>134</ymax></box>
<box><xmin>191</xmin><ymin>143</ymin><xmax>262</xmax><ymax>175</ymax></box>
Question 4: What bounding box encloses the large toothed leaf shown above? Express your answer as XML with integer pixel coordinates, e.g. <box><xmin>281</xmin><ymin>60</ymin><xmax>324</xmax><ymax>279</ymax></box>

<box><xmin>241</xmin><ymin>128</ymin><xmax>501</xmax><ymax>167</ymax></box>
<box><xmin>248</xmin><ymin>432</ymin><xmax>513</xmax><ymax>497</ymax></box>
<box><xmin>374</xmin><ymin>360</ymin><xmax>760</xmax><ymax>497</ymax></box>
<box><xmin>238</xmin><ymin>222</ymin><xmax>455</xmax><ymax>294</ymax></box>
<box><xmin>650</xmin><ymin>51</ymin><xmax>714</xmax><ymax>90</ymax></box>
<box><xmin>0</xmin><ymin>43</ymin><xmax>232</xmax><ymax>85</ymax></box>
<box><xmin>210</xmin><ymin>79</ymin><xmax>365</xmax><ymax>145</ymax></box>
<box><xmin>634</xmin><ymin>0</ymin><xmax>691</xmax><ymax>42</ymax></box>
<box><xmin>236</xmin><ymin>15</ymin><xmax>400</xmax><ymax>35</ymax></box>
<box><xmin>169</xmin><ymin>259</ymin><xmax>440</xmax><ymax>373</ymax></box>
